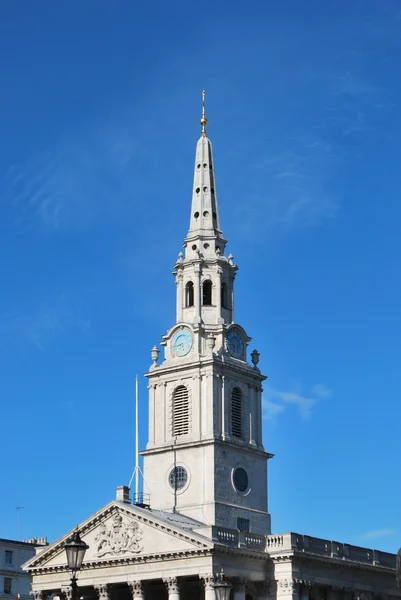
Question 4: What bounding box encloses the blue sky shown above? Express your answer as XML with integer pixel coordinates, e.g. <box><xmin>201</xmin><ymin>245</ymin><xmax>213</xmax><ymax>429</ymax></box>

<box><xmin>0</xmin><ymin>0</ymin><xmax>400</xmax><ymax>553</ymax></box>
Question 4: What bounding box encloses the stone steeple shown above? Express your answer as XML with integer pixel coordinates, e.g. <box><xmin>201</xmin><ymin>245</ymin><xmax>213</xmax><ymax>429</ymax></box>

<box><xmin>142</xmin><ymin>94</ymin><xmax>271</xmax><ymax>535</ymax></box>
<box><xmin>184</xmin><ymin>91</ymin><xmax>227</xmax><ymax>260</ymax></box>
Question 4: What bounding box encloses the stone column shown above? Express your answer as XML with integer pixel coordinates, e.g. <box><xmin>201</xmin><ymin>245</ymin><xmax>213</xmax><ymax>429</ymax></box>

<box><xmin>249</xmin><ymin>384</ymin><xmax>256</xmax><ymax>445</ymax></box>
<box><xmin>221</xmin><ymin>375</ymin><xmax>226</xmax><ymax>439</ymax></box>
<box><xmin>164</xmin><ymin>577</ymin><xmax>180</xmax><ymax>600</ymax></box>
<box><xmin>202</xmin><ymin>575</ymin><xmax>216</xmax><ymax>600</ymax></box>
<box><xmin>176</xmin><ymin>271</ymin><xmax>183</xmax><ymax>323</ymax></box>
<box><xmin>60</xmin><ymin>587</ymin><xmax>74</xmax><ymax>600</ymax></box>
<box><xmin>231</xmin><ymin>272</ymin><xmax>236</xmax><ymax>322</ymax></box>
<box><xmin>94</xmin><ymin>584</ymin><xmax>111</xmax><ymax>600</ymax></box>
<box><xmin>194</xmin><ymin>264</ymin><xmax>201</xmax><ymax>323</ymax></box>
<box><xmin>216</xmin><ymin>267</ymin><xmax>222</xmax><ymax>324</ymax></box>
<box><xmin>128</xmin><ymin>581</ymin><xmax>144</xmax><ymax>600</ymax></box>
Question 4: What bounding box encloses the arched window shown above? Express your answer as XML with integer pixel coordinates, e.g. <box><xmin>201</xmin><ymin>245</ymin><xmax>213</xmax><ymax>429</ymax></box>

<box><xmin>202</xmin><ymin>280</ymin><xmax>212</xmax><ymax>305</ymax></box>
<box><xmin>185</xmin><ymin>281</ymin><xmax>194</xmax><ymax>307</ymax></box>
<box><xmin>172</xmin><ymin>385</ymin><xmax>190</xmax><ymax>436</ymax></box>
<box><xmin>231</xmin><ymin>387</ymin><xmax>243</xmax><ymax>439</ymax></box>
<box><xmin>221</xmin><ymin>281</ymin><xmax>228</xmax><ymax>308</ymax></box>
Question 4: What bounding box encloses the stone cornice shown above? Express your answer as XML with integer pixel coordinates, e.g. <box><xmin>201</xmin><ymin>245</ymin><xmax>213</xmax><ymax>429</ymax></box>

<box><xmin>142</xmin><ymin>437</ymin><xmax>272</xmax><ymax>460</ymax></box>
<box><xmin>28</xmin><ymin>548</ymin><xmax>214</xmax><ymax>576</ymax></box>
<box><xmin>271</xmin><ymin>549</ymin><xmax>396</xmax><ymax>576</ymax></box>
<box><xmin>213</xmin><ymin>545</ymin><xmax>269</xmax><ymax>561</ymax></box>
<box><xmin>145</xmin><ymin>354</ymin><xmax>266</xmax><ymax>382</ymax></box>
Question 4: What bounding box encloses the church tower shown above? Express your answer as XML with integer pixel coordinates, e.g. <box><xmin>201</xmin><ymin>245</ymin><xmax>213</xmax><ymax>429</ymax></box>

<box><xmin>142</xmin><ymin>93</ymin><xmax>272</xmax><ymax>535</ymax></box>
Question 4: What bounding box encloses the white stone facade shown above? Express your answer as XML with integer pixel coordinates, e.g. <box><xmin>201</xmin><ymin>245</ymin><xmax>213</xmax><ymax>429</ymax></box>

<box><xmin>0</xmin><ymin>537</ymin><xmax>47</xmax><ymax>600</ymax></box>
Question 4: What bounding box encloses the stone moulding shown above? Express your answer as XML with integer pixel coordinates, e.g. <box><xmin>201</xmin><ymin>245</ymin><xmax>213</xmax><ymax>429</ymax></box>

<box><xmin>29</xmin><ymin>548</ymin><xmax>214</xmax><ymax>575</ymax></box>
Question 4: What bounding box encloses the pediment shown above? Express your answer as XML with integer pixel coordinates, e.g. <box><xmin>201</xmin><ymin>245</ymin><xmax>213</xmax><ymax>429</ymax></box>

<box><xmin>24</xmin><ymin>502</ymin><xmax>213</xmax><ymax>572</ymax></box>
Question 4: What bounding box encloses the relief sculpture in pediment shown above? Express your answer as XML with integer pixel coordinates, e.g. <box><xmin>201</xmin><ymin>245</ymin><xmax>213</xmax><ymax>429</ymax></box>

<box><xmin>95</xmin><ymin>512</ymin><xmax>143</xmax><ymax>557</ymax></box>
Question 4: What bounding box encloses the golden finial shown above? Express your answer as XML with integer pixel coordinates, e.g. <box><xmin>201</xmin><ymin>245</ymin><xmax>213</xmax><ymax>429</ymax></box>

<box><xmin>200</xmin><ymin>89</ymin><xmax>208</xmax><ymax>137</ymax></box>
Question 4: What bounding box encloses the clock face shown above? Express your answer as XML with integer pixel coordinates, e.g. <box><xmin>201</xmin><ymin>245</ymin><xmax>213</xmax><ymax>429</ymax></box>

<box><xmin>226</xmin><ymin>330</ymin><xmax>244</xmax><ymax>359</ymax></box>
<box><xmin>171</xmin><ymin>327</ymin><xmax>193</xmax><ymax>357</ymax></box>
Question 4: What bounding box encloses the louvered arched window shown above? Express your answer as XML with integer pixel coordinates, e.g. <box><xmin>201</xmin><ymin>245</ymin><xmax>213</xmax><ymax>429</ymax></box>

<box><xmin>172</xmin><ymin>385</ymin><xmax>190</xmax><ymax>436</ymax></box>
<box><xmin>185</xmin><ymin>281</ymin><xmax>194</xmax><ymax>307</ymax></box>
<box><xmin>231</xmin><ymin>387</ymin><xmax>243</xmax><ymax>439</ymax></box>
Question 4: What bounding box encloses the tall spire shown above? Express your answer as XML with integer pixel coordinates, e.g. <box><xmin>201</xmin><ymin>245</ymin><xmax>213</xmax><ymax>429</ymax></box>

<box><xmin>185</xmin><ymin>91</ymin><xmax>226</xmax><ymax>256</ymax></box>
<box><xmin>200</xmin><ymin>90</ymin><xmax>208</xmax><ymax>137</ymax></box>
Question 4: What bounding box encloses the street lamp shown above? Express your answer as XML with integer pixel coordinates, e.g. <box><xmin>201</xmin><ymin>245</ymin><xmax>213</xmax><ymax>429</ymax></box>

<box><xmin>63</xmin><ymin>530</ymin><xmax>89</xmax><ymax>600</ymax></box>
<box><xmin>214</xmin><ymin>570</ymin><xmax>232</xmax><ymax>600</ymax></box>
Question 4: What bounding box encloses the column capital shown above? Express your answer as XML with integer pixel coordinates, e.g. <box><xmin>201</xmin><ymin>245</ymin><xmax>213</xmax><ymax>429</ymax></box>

<box><xmin>128</xmin><ymin>581</ymin><xmax>144</xmax><ymax>598</ymax></box>
<box><xmin>164</xmin><ymin>578</ymin><xmax>179</xmax><ymax>593</ymax></box>
<box><xmin>94</xmin><ymin>584</ymin><xmax>111</xmax><ymax>600</ymax></box>
<box><xmin>277</xmin><ymin>578</ymin><xmax>298</xmax><ymax>595</ymax></box>
<box><xmin>202</xmin><ymin>575</ymin><xmax>215</xmax><ymax>591</ymax></box>
<box><xmin>60</xmin><ymin>588</ymin><xmax>74</xmax><ymax>600</ymax></box>
<box><xmin>32</xmin><ymin>591</ymin><xmax>51</xmax><ymax>600</ymax></box>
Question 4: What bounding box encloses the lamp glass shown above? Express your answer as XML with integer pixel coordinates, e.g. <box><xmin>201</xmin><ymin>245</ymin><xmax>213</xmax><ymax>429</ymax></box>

<box><xmin>214</xmin><ymin>580</ymin><xmax>231</xmax><ymax>600</ymax></box>
<box><xmin>64</xmin><ymin>531</ymin><xmax>89</xmax><ymax>572</ymax></box>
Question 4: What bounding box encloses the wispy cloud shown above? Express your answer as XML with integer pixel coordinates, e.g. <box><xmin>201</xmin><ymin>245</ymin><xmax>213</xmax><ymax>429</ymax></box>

<box><xmin>361</xmin><ymin>528</ymin><xmax>396</xmax><ymax>540</ymax></box>
<box><xmin>233</xmin><ymin>134</ymin><xmax>340</xmax><ymax>235</ymax></box>
<box><xmin>4</xmin><ymin>115</ymin><xmax>147</xmax><ymax>231</ymax></box>
<box><xmin>263</xmin><ymin>383</ymin><xmax>332</xmax><ymax>421</ymax></box>
<box><xmin>0</xmin><ymin>296</ymin><xmax>89</xmax><ymax>350</ymax></box>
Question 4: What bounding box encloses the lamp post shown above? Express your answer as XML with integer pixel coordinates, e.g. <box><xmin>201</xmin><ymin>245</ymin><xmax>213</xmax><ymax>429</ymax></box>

<box><xmin>63</xmin><ymin>531</ymin><xmax>89</xmax><ymax>600</ymax></box>
<box><xmin>214</xmin><ymin>570</ymin><xmax>232</xmax><ymax>600</ymax></box>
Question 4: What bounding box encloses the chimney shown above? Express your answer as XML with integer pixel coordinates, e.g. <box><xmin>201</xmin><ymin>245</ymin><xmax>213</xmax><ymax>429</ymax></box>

<box><xmin>116</xmin><ymin>485</ymin><xmax>131</xmax><ymax>503</ymax></box>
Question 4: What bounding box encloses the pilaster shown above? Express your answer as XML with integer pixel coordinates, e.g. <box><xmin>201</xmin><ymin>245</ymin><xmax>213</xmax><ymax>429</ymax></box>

<box><xmin>276</xmin><ymin>579</ymin><xmax>299</xmax><ymax>600</ymax></box>
<box><xmin>194</xmin><ymin>264</ymin><xmax>201</xmax><ymax>323</ymax></box>
<box><xmin>176</xmin><ymin>270</ymin><xmax>183</xmax><ymax>323</ymax></box>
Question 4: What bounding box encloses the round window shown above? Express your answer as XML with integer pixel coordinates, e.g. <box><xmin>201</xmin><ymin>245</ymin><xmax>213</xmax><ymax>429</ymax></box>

<box><xmin>233</xmin><ymin>467</ymin><xmax>248</xmax><ymax>492</ymax></box>
<box><xmin>169</xmin><ymin>466</ymin><xmax>188</xmax><ymax>490</ymax></box>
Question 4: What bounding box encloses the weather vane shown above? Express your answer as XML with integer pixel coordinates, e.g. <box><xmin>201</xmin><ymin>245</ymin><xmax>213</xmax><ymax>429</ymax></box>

<box><xmin>200</xmin><ymin>90</ymin><xmax>208</xmax><ymax>137</ymax></box>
